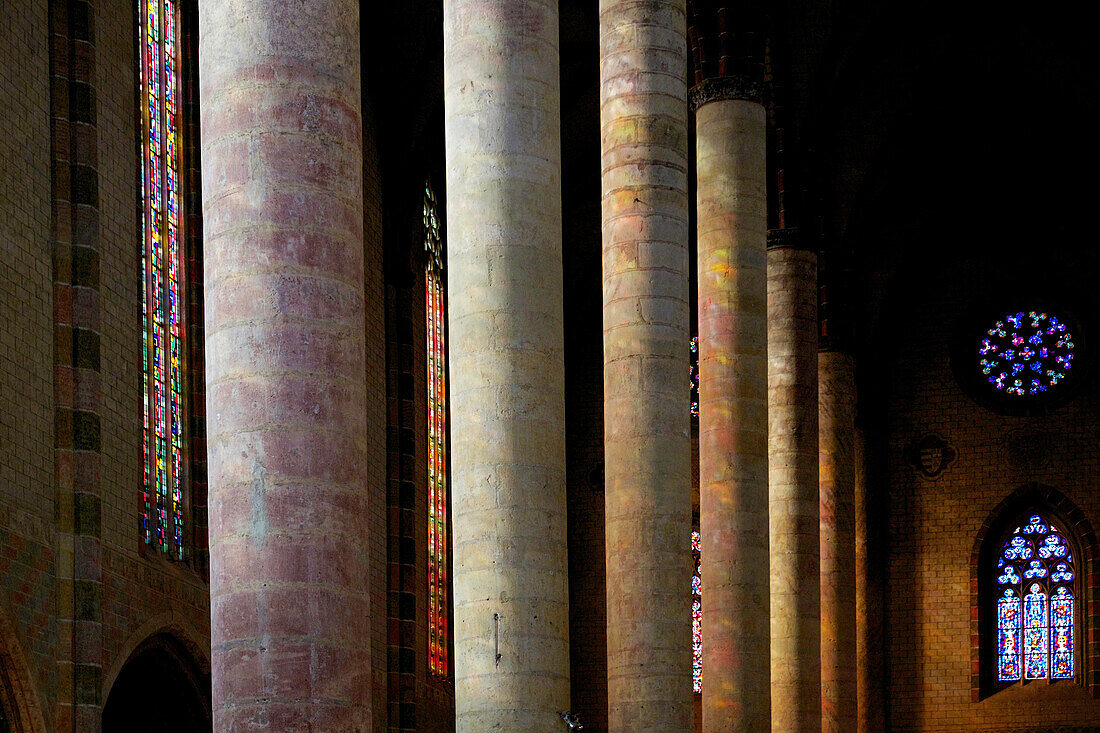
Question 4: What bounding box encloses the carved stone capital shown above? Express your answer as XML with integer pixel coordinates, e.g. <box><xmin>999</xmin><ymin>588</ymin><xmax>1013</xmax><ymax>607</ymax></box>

<box><xmin>689</xmin><ymin>75</ymin><xmax>765</xmax><ymax>109</ymax></box>
<box><xmin>766</xmin><ymin>227</ymin><xmax>813</xmax><ymax>252</ymax></box>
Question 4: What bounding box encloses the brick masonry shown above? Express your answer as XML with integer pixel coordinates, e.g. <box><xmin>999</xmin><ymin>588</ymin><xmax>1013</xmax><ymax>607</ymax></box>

<box><xmin>881</xmin><ymin>262</ymin><xmax>1100</xmax><ymax>731</ymax></box>
<box><xmin>1</xmin><ymin>0</ymin><xmax>57</xmax><ymax>727</ymax></box>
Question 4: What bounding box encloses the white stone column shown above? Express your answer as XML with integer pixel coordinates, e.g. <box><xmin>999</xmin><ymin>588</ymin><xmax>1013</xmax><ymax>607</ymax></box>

<box><xmin>693</xmin><ymin>78</ymin><xmax>770</xmax><ymax>733</ymax></box>
<box><xmin>443</xmin><ymin>1</ymin><xmax>570</xmax><ymax>730</ymax></box>
<box><xmin>601</xmin><ymin>0</ymin><xmax>692</xmax><ymax>730</ymax></box>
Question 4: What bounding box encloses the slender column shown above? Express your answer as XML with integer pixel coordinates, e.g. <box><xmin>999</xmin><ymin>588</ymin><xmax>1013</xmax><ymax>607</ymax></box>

<box><xmin>854</xmin><ymin>422</ymin><xmax>885</xmax><ymax>732</ymax></box>
<box><xmin>201</xmin><ymin>2</ymin><xmax>372</xmax><ymax>729</ymax></box>
<box><xmin>767</xmin><ymin>231</ymin><xmax>820</xmax><ymax>732</ymax></box>
<box><xmin>444</xmin><ymin>2</ymin><xmax>570</xmax><ymax>730</ymax></box>
<box><xmin>819</xmin><ymin>350</ymin><xmax>857</xmax><ymax>733</ymax></box>
<box><xmin>601</xmin><ymin>1</ymin><xmax>691</xmax><ymax>729</ymax></box>
<box><xmin>693</xmin><ymin>78</ymin><xmax>769</xmax><ymax>732</ymax></box>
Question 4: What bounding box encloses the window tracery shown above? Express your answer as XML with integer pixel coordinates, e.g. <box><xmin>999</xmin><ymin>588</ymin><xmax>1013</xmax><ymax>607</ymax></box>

<box><xmin>979</xmin><ymin>311</ymin><xmax>1075</xmax><ymax>397</ymax></box>
<box><xmin>139</xmin><ymin>0</ymin><xmax>186</xmax><ymax>558</ymax></box>
<box><xmin>995</xmin><ymin>513</ymin><xmax>1077</xmax><ymax>683</ymax></box>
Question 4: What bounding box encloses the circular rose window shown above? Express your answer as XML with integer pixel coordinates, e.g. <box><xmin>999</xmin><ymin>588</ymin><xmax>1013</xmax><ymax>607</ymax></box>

<box><xmin>978</xmin><ymin>311</ymin><xmax>1075</xmax><ymax>396</ymax></box>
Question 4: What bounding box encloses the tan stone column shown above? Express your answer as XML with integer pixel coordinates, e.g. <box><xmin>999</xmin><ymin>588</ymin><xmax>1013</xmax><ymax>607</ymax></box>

<box><xmin>767</xmin><ymin>231</ymin><xmax>820</xmax><ymax>732</ymax></box>
<box><xmin>819</xmin><ymin>350</ymin><xmax>857</xmax><ymax>733</ymax></box>
<box><xmin>200</xmin><ymin>0</ymin><xmax>373</xmax><ymax>729</ymax></box>
<box><xmin>444</xmin><ymin>2</ymin><xmax>570</xmax><ymax>730</ymax></box>
<box><xmin>601</xmin><ymin>1</ymin><xmax>691</xmax><ymax>729</ymax></box>
<box><xmin>692</xmin><ymin>78</ymin><xmax>770</xmax><ymax>732</ymax></box>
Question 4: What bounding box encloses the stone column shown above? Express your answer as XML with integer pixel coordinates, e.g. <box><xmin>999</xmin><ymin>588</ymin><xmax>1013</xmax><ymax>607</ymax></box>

<box><xmin>444</xmin><ymin>2</ymin><xmax>570</xmax><ymax>730</ymax></box>
<box><xmin>601</xmin><ymin>1</ymin><xmax>691</xmax><ymax>730</ymax></box>
<box><xmin>819</xmin><ymin>350</ymin><xmax>857</xmax><ymax>733</ymax></box>
<box><xmin>200</xmin><ymin>2</ymin><xmax>372</xmax><ymax>729</ymax></box>
<box><xmin>854</xmin><ymin>422</ymin><xmax>885</xmax><ymax>732</ymax></box>
<box><xmin>767</xmin><ymin>230</ymin><xmax>820</xmax><ymax>732</ymax></box>
<box><xmin>692</xmin><ymin>78</ymin><xmax>769</xmax><ymax>732</ymax></box>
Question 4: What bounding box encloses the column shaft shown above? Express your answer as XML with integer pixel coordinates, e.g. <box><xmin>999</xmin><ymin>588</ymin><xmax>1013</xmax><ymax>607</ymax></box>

<box><xmin>444</xmin><ymin>2</ymin><xmax>570</xmax><ymax>730</ymax></box>
<box><xmin>819</xmin><ymin>350</ymin><xmax>857</xmax><ymax>733</ymax></box>
<box><xmin>854</xmin><ymin>423</ymin><xmax>885</xmax><ymax>732</ymax></box>
<box><xmin>200</xmin><ymin>1</ymin><xmax>371</xmax><ymax>729</ymax></box>
<box><xmin>767</xmin><ymin>243</ymin><xmax>820</xmax><ymax>732</ymax></box>
<box><xmin>696</xmin><ymin>97</ymin><xmax>769</xmax><ymax>732</ymax></box>
<box><xmin>601</xmin><ymin>1</ymin><xmax>692</xmax><ymax>729</ymax></box>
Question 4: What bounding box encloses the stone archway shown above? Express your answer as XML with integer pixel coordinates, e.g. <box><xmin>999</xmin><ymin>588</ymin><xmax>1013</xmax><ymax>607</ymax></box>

<box><xmin>0</xmin><ymin>608</ymin><xmax>47</xmax><ymax>733</ymax></box>
<box><xmin>102</xmin><ymin>633</ymin><xmax>211</xmax><ymax>733</ymax></box>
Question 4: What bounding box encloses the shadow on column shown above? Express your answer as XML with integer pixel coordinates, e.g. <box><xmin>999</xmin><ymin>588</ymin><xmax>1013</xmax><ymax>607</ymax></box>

<box><xmin>103</xmin><ymin>633</ymin><xmax>211</xmax><ymax>733</ymax></box>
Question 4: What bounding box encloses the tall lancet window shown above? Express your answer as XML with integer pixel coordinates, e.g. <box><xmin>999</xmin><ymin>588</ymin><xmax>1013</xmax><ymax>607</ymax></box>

<box><xmin>138</xmin><ymin>0</ymin><xmax>185</xmax><ymax>558</ymax></box>
<box><xmin>425</xmin><ymin>179</ymin><xmax>450</xmax><ymax>677</ymax></box>
<box><xmin>692</xmin><ymin>529</ymin><xmax>702</xmax><ymax>692</ymax></box>
<box><xmin>996</xmin><ymin>513</ymin><xmax>1077</xmax><ymax>683</ymax></box>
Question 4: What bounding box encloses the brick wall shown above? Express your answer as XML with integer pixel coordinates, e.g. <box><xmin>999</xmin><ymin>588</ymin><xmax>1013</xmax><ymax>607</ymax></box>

<box><xmin>0</xmin><ymin>0</ymin><xmax>58</xmax><ymax>725</ymax></box>
<box><xmin>882</xmin><ymin>260</ymin><xmax>1100</xmax><ymax>731</ymax></box>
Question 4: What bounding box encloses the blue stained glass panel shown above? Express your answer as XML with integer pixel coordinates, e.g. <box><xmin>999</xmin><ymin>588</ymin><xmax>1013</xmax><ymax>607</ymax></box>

<box><xmin>997</xmin><ymin>588</ymin><xmax>1021</xmax><ymax>681</ymax></box>
<box><xmin>1051</xmin><ymin>587</ymin><xmax>1074</xmax><ymax>679</ymax></box>
<box><xmin>1024</xmin><ymin>584</ymin><xmax>1048</xmax><ymax>679</ymax></box>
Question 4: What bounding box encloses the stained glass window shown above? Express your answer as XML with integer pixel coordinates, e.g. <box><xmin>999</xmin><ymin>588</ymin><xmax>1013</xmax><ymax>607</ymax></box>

<box><xmin>978</xmin><ymin>311</ymin><xmax>1075</xmax><ymax>396</ymax></box>
<box><xmin>425</xmin><ymin>179</ymin><xmax>449</xmax><ymax>678</ymax></box>
<box><xmin>690</xmin><ymin>337</ymin><xmax>700</xmax><ymax>416</ymax></box>
<box><xmin>139</xmin><ymin>0</ymin><xmax>185</xmax><ymax>559</ymax></box>
<box><xmin>692</xmin><ymin>529</ymin><xmax>702</xmax><ymax>693</ymax></box>
<box><xmin>995</xmin><ymin>513</ymin><xmax>1076</xmax><ymax>682</ymax></box>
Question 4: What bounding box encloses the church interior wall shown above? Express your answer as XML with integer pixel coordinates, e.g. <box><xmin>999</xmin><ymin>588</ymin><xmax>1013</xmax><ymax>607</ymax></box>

<box><xmin>4</xmin><ymin>0</ymin><xmax>1100</xmax><ymax>730</ymax></box>
<box><xmin>1</xmin><ymin>0</ymin><xmax>63</xmax><ymax>721</ymax></box>
<box><xmin>882</xmin><ymin>257</ymin><xmax>1100</xmax><ymax>731</ymax></box>
<box><xmin>91</xmin><ymin>0</ymin><xmax>211</xmax><ymax>686</ymax></box>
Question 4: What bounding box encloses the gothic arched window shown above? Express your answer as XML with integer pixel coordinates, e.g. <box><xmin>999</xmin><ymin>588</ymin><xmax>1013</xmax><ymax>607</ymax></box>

<box><xmin>138</xmin><ymin>0</ymin><xmax>188</xmax><ymax>559</ymax></box>
<box><xmin>424</xmin><ymin>178</ymin><xmax>450</xmax><ymax>678</ymax></box>
<box><xmin>994</xmin><ymin>512</ymin><xmax>1079</xmax><ymax>685</ymax></box>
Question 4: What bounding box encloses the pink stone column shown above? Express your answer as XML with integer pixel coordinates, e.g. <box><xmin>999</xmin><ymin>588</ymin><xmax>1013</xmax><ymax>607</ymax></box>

<box><xmin>200</xmin><ymin>2</ymin><xmax>372</xmax><ymax>729</ymax></box>
<box><xmin>819</xmin><ymin>350</ymin><xmax>857</xmax><ymax>733</ymax></box>
<box><xmin>444</xmin><ymin>1</ymin><xmax>571</xmax><ymax>730</ymax></box>
<box><xmin>693</xmin><ymin>81</ymin><xmax>770</xmax><ymax>732</ymax></box>
<box><xmin>767</xmin><ymin>232</ymin><xmax>820</xmax><ymax>733</ymax></box>
<box><xmin>601</xmin><ymin>1</ymin><xmax>692</xmax><ymax>729</ymax></box>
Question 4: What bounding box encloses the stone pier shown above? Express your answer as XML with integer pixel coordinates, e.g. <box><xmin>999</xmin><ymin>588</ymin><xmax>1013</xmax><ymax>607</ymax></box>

<box><xmin>819</xmin><ymin>350</ymin><xmax>857</xmax><ymax>733</ymax></box>
<box><xmin>694</xmin><ymin>82</ymin><xmax>770</xmax><ymax>732</ymax></box>
<box><xmin>444</xmin><ymin>1</ymin><xmax>571</xmax><ymax>729</ymax></box>
<box><xmin>767</xmin><ymin>233</ymin><xmax>820</xmax><ymax>732</ymax></box>
<box><xmin>200</xmin><ymin>0</ymin><xmax>374</xmax><ymax>729</ymax></box>
<box><xmin>601</xmin><ymin>0</ymin><xmax>692</xmax><ymax>729</ymax></box>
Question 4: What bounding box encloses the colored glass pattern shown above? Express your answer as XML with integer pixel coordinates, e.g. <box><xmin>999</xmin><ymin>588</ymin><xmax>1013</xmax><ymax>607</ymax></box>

<box><xmin>690</xmin><ymin>337</ymin><xmax>700</xmax><ymax>416</ymax></box>
<box><xmin>995</xmin><ymin>513</ymin><xmax>1076</xmax><ymax>683</ymax></box>
<box><xmin>139</xmin><ymin>0</ymin><xmax>185</xmax><ymax>559</ymax></box>
<box><xmin>978</xmin><ymin>311</ymin><xmax>1075</xmax><ymax>396</ymax></box>
<box><xmin>692</xmin><ymin>529</ymin><xmax>702</xmax><ymax>693</ymax></box>
<box><xmin>1051</xmin><ymin>587</ymin><xmax>1075</xmax><ymax>678</ymax></box>
<box><xmin>997</xmin><ymin>589</ymin><xmax>1021</xmax><ymax>681</ymax></box>
<box><xmin>1023</xmin><ymin>584</ymin><xmax>1048</xmax><ymax>679</ymax></box>
<box><xmin>425</xmin><ymin>180</ymin><xmax>449</xmax><ymax>677</ymax></box>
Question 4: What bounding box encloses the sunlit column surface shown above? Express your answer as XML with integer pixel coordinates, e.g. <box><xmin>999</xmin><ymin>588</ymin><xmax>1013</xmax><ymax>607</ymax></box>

<box><xmin>767</xmin><ymin>233</ymin><xmax>820</xmax><ymax>732</ymax></box>
<box><xmin>444</xmin><ymin>1</ymin><xmax>571</xmax><ymax>729</ymax></box>
<box><xmin>694</xmin><ymin>82</ymin><xmax>770</xmax><ymax>732</ymax></box>
<box><xmin>601</xmin><ymin>0</ymin><xmax>692</xmax><ymax>729</ymax></box>
<box><xmin>200</xmin><ymin>0</ymin><xmax>374</xmax><ymax>728</ymax></box>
